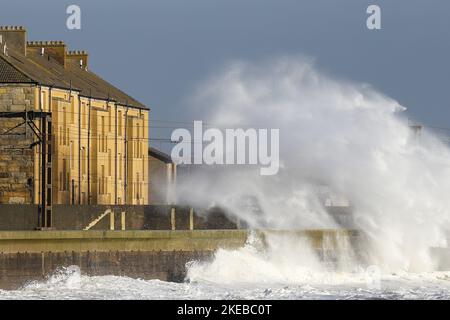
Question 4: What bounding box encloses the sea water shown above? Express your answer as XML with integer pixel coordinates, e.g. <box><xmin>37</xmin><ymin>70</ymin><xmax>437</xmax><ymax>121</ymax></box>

<box><xmin>1</xmin><ymin>233</ymin><xmax>450</xmax><ymax>300</ymax></box>
<box><xmin>1</xmin><ymin>265</ymin><xmax>450</xmax><ymax>300</ymax></box>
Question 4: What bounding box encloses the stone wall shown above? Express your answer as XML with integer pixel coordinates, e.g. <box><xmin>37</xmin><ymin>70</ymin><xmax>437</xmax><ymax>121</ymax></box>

<box><xmin>0</xmin><ymin>85</ymin><xmax>35</xmax><ymax>204</ymax></box>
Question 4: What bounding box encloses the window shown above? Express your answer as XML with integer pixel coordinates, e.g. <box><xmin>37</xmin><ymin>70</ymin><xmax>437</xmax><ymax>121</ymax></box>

<box><xmin>100</xmin><ymin>116</ymin><xmax>105</xmax><ymax>153</ymax></box>
<box><xmin>70</xmin><ymin>96</ymin><xmax>75</xmax><ymax>124</ymax></box>
<box><xmin>70</xmin><ymin>141</ymin><xmax>74</xmax><ymax>168</ymax></box>
<box><xmin>63</xmin><ymin>106</ymin><xmax>67</xmax><ymax>128</ymax></box>
<box><xmin>82</xmin><ymin>103</ymin><xmax>87</xmax><ymax>129</ymax></box>
<box><xmin>136</xmin><ymin>124</ymin><xmax>140</xmax><ymax>158</ymax></box>
<box><xmin>81</xmin><ymin>149</ymin><xmax>86</xmax><ymax>175</ymax></box>
<box><xmin>65</xmin><ymin>159</ymin><xmax>69</xmax><ymax>191</ymax></box>
<box><xmin>100</xmin><ymin>165</ymin><xmax>106</xmax><ymax>195</ymax></box>
<box><xmin>136</xmin><ymin>173</ymin><xmax>140</xmax><ymax>200</ymax></box>
<box><xmin>118</xmin><ymin>153</ymin><xmax>122</xmax><ymax>180</ymax></box>
<box><xmin>118</xmin><ymin>111</ymin><xmax>122</xmax><ymax>136</ymax></box>
<box><xmin>108</xmin><ymin>149</ymin><xmax>112</xmax><ymax>176</ymax></box>
<box><xmin>42</xmin><ymin>92</ymin><xmax>46</xmax><ymax>109</ymax></box>
<box><xmin>141</xmin><ymin>121</ymin><xmax>145</xmax><ymax>156</ymax></box>
<box><xmin>108</xmin><ymin>107</ymin><xmax>112</xmax><ymax>133</ymax></box>
<box><xmin>62</xmin><ymin>159</ymin><xmax>68</xmax><ymax>191</ymax></box>
<box><xmin>103</xmin><ymin>165</ymin><xmax>106</xmax><ymax>194</ymax></box>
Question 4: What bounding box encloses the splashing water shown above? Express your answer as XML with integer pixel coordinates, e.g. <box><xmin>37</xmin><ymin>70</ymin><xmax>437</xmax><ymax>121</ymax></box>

<box><xmin>176</xmin><ymin>55</ymin><xmax>450</xmax><ymax>278</ymax></box>
<box><xmin>187</xmin><ymin>231</ymin><xmax>360</xmax><ymax>285</ymax></box>
<box><xmin>2</xmin><ymin>263</ymin><xmax>450</xmax><ymax>299</ymax></box>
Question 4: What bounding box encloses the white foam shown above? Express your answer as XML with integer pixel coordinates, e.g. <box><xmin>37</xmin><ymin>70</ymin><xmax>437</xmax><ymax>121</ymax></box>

<box><xmin>2</xmin><ymin>266</ymin><xmax>450</xmax><ymax>299</ymax></box>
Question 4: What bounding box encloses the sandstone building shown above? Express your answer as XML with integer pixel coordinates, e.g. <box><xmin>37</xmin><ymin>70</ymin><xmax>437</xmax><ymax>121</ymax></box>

<box><xmin>0</xmin><ymin>26</ymin><xmax>149</xmax><ymax>226</ymax></box>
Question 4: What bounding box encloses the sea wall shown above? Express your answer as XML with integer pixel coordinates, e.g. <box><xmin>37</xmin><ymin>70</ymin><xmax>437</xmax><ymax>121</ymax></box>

<box><xmin>0</xmin><ymin>250</ymin><xmax>211</xmax><ymax>290</ymax></box>
<box><xmin>0</xmin><ymin>230</ymin><xmax>247</xmax><ymax>289</ymax></box>
<box><xmin>0</xmin><ymin>229</ymin><xmax>362</xmax><ymax>289</ymax></box>
<box><xmin>0</xmin><ymin>204</ymin><xmax>352</xmax><ymax>231</ymax></box>
<box><xmin>0</xmin><ymin>205</ymin><xmax>240</xmax><ymax>230</ymax></box>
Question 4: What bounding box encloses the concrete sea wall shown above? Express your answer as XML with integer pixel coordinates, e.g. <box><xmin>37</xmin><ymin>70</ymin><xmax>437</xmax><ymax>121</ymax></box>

<box><xmin>0</xmin><ymin>229</ymin><xmax>362</xmax><ymax>289</ymax></box>
<box><xmin>0</xmin><ymin>205</ymin><xmax>240</xmax><ymax>230</ymax></box>
<box><xmin>0</xmin><ymin>204</ymin><xmax>353</xmax><ymax>231</ymax></box>
<box><xmin>0</xmin><ymin>204</ymin><xmax>244</xmax><ymax>289</ymax></box>
<box><xmin>0</xmin><ymin>230</ymin><xmax>248</xmax><ymax>289</ymax></box>
<box><xmin>0</xmin><ymin>204</ymin><xmax>360</xmax><ymax>290</ymax></box>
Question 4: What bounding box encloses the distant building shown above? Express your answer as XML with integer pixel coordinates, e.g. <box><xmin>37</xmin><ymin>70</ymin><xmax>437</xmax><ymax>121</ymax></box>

<box><xmin>148</xmin><ymin>147</ymin><xmax>176</xmax><ymax>204</ymax></box>
<box><xmin>0</xmin><ymin>26</ymin><xmax>149</xmax><ymax>226</ymax></box>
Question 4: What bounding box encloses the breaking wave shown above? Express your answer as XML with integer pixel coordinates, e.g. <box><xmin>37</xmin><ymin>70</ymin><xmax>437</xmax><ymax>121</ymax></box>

<box><xmin>177</xmin><ymin>55</ymin><xmax>450</xmax><ymax>275</ymax></box>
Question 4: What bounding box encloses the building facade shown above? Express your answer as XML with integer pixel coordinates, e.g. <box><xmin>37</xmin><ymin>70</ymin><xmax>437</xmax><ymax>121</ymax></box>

<box><xmin>0</xmin><ymin>26</ymin><xmax>149</xmax><ymax>220</ymax></box>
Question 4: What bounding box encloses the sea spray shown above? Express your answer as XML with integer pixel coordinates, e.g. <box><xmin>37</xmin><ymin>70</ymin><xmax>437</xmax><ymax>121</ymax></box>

<box><xmin>177</xmin><ymin>55</ymin><xmax>450</xmax><ymax>277</ymax></box>
<box><xmin>186</xmin><ymin>230</ymin><xmax>362</xmax><ymax>285</ymax></box>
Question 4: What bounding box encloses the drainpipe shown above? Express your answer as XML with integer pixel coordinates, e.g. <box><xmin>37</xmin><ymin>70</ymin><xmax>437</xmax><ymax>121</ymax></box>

<box><xmin>48</xmin><ymin>86</ymin><xmax>55</xmax><ymax>208</ymax></box>
<box><xmin>78</xmin><ymin>94</ymin><xmax>81</xmax><ymax>204</ymax></box>
<box><xmin>114</xmin><ymin>102</ymin><xmax>118</xmax><ymax>205</ymax></box>
<box><xmin>37</xmin><ymin>85</ymin><xmax>42</xmax><ymax>220</ymax></box>
<box><xmin>87</xmin><ymin>90</ymin><xmax>91</xmax><ymax>204</ymax></box>
<box><xmin>124</xmin><ymin>102</ymin><xmax>129</xmax><ymax>204</ymax></box>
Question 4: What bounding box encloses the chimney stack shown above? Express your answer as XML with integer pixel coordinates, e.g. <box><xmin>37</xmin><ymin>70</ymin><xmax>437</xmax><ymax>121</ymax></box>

<box><xmin>0</xmin><ymin>26</ymin><xmax>89</xmax><ymax>70</ymax></box>
<box><xmin>0</xmin><ymin>26</ymin><xmax>26</xmax><ymax>55</ymax></box>
<box><xmin>67</xmin><ymin>50</ymin><xmax>89</xmax><ymax>70</ymax></box>
<box><xmin>27</xmin><ymin>41</ymin><xmax>67</xmax><ymax>66</ymax></box>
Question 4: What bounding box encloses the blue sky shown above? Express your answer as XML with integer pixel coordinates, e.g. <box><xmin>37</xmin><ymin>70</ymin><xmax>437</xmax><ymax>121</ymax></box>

<box><xmin>1</xmin><ymin>0</ymin><xmax>449</xmax><ymax>145</ymax></box>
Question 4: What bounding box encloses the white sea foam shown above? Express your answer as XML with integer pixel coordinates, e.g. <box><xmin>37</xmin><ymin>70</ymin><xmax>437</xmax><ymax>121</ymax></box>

<box><xmin>1</xmin><ymin>266</ymin><xmax>450</xmax><ymax>300</ymax></box>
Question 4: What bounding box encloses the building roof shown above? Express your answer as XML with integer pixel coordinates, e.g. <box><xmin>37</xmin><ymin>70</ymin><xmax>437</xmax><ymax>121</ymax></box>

<box><xmin>0</xmin><ymin>40</ymin><xmax>147</xmax><ymax>110</ymax></box>
<box><xmin>0</xmin><ymin>57</ymin><xmax>34</xmax><ymax>83</ymax></box>
<box><xmin>149</xmin><ymin>147</ymin><xmax>173</xmax><ymax>163</ymax></box>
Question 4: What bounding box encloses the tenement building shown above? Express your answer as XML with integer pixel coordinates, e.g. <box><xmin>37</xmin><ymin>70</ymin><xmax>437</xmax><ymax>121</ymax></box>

<box><xmin>0</xmin><ymin>26</ymin><xmax>149</xmax><ymax>226</ymax></box>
